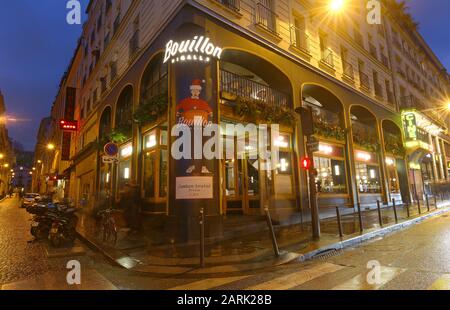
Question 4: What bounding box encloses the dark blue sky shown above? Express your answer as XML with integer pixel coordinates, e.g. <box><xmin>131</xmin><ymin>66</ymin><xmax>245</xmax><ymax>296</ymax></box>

<box><xmin>0</xmin><ymin>1</ymin><xmax>449</xmax><ymax>151</ymax></box>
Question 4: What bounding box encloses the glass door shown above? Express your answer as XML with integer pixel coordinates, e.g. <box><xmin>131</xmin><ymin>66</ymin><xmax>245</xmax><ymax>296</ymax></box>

<box><xmin>223</xmin><ymin>135</ymin><xmax>261</xmax><ymax>215</ymax></box>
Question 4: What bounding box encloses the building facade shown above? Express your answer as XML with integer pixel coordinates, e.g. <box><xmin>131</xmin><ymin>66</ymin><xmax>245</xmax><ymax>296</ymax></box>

<box><xmin>0</xmin><ymin>90</ymin><xmax>15</xmax><ymax>197</ymax></box>
<box><xmin>46</xmin><ymin>0</ymin><xmax>450</xmax><ymax>240</ymax></box>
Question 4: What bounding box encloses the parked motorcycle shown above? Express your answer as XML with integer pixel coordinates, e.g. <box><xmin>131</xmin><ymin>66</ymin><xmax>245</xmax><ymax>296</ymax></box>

<box><xmin>48</xmin><ymin>208</ymin><xmax>78</xmax><ymax>247</ymax></box>
<box><xmin>27</xmin><ymin>203</ymin><xmax>78</xmax><ymax>247</ymax></box>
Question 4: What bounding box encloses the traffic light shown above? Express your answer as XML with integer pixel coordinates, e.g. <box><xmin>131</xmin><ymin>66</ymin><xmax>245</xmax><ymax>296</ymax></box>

<box><xmin>300</xmin><ymin>156</ymin><xmax>312</xmax><ymax>170</ymax></box>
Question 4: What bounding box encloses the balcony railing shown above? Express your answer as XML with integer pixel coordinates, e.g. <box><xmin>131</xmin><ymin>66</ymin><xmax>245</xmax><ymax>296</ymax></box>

<box><xmin>359</xmin><ymin>71</ymin><xmax>371</xmax><ymax>90</ymax></box>
<box><xmin>290</xmin><ymin>25</ymin><xmax>310</xmax><ymax>54</ymax></box>
<box><xmin>321</xmin><ymin>48</ymin><xmax>334</xmax><ymax>68</ymax></box>
<box><xmin>213</xmin><ymin>0</ymin><xmax>240</xmax><ymax>12</ymax></box>
<box><xmin>255</xmin><ymin>2</ymin><xmax>278</xmax><ymax>35</ymax></box>
<box><xmin>342</xmin><ymin>60</ymin><xmax>354</xmax><ymax>79</ymax></box>
<box><xmin>220</xmin><ymin>69</ymin><xmax>290</xmax><ymax>109</ymax></box>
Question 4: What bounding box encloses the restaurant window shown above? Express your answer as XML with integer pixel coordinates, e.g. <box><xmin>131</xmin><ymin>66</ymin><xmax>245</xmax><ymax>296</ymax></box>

<box><xmin>313</xmin><ymin>143</ymin><xmax>347</xmax><ymax>194</ymax></box>
<box><xmin>355</xmin><ymin>150</ymin><xmax>381</xmax><ymax>193</ymax></box>
<box><xmin>273</xmin><ymin>133</ymin><xmax>294</xmax><ymax>195</ymax></box>
<box><xmin>385</xmin><ymin>157</ymin><xmax>400</xmax><ymax>194</ymax></box>
<box><xmin>142</xmin><ymin>128</ymin><xmax>168</xmax><ymax>200</ymax></box>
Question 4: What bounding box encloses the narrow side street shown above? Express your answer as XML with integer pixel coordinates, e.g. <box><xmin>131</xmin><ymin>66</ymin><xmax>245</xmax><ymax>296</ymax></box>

<box><xmin>3</xmin><ymin>196</ymin><xmax>450</xmax><ymax>290</ymax></box>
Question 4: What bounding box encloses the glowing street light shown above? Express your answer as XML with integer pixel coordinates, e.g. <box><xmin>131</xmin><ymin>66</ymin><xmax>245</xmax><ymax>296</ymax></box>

<box><xmin>329</xmin><ymin>0</ymin><xmax>345</xmax><ymax>12</ymax></box>
<box><xmin>0</xmin><ymin>153</ymin><xmax>4</xmax><ymax>159</ymax></box>
<box><xmin>37</xmin><ymin>160</ymin><xmax>42</xmax><ymax>164</ymax></box>
<box><xmin>47</xmin><ymin>143</ymin><xmax>55</xmax><ymax>150</ymax></box>
<box><xmin>3</xmin><ymin>163</ymin><xmax>9</xmax><ymax>168</ymax></box>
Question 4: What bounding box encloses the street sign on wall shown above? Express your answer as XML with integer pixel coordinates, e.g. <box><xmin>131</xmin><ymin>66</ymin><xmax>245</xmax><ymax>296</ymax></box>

<box><xmin>104</xmin><ymin>142</ymin><xmax>119</xmax><ymax>157</ymax></box>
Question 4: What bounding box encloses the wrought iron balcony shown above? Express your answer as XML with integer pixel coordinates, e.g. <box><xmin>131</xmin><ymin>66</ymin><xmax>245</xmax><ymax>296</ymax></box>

<box><xmin>220</xmin><ymin>69</ymin><xmax>290</xmax><ymax>109</ymax></box>
<box><xmin>321</xmin><ymin>48</ymin><xmax>334</xmax><ymax>68</ymax></box>
<box><xmin>255</xmin><ymin>2</ymin><xmax>278</xmax><ymax>35</ymax></box>
<box><xmin>212</xmin><ymin>0</ymin><xmax>240</xmax><ymax>12</ymax></box>
<box><xmin>290</xmin><ymin>25</ymin><xmax>310</xmax><ymax>54</ymax></box>
<box><xmin>400</xmin><ymin>95</ymin><xmax>425</xmax><ymax>110</ymax></box>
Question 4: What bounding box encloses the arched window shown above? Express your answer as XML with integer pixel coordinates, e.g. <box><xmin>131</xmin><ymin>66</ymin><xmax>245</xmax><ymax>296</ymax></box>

<box><xmin>115</xmin><ymin>85</ymin><xmax>133</xmax><ymax>135</ymax></box>
<box><xmin>140</xmin><ymin>53</ymin><xmax>168</xmax><ymax>102</ymax></box>
<box><xmin>99</xmin><ymin>107</ymin><xmax>112</xmax><ymax>141</ymax></box>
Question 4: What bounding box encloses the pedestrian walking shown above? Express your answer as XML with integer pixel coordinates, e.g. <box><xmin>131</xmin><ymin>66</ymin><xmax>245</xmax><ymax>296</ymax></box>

<box><xmin>120</xmin><ymin>182</ymin><xmax>142</xmax><ymax>234</ymax></box>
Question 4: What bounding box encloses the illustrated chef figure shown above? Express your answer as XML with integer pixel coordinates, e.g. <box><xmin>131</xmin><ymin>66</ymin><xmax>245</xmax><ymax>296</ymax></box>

<box><xmin>176</xmin><ymin>79</ymin><xmax>213</xmax><ymax>175</ymax></box>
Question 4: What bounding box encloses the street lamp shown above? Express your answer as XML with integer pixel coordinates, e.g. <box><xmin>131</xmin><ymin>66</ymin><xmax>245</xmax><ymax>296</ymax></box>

<box><xmin>0</xmin><ymin>153</ymin><xmax>4</xmax><ymax>160</ymax></box>
<box><xmin>329</xmin><ymin>0</ymin><xmax>345</xmax><ymax>12</ymax></box>
<box><xmin>47</xmin><ymin>143</ymin><xmax>55</xmax><ymax>150</ymax></box>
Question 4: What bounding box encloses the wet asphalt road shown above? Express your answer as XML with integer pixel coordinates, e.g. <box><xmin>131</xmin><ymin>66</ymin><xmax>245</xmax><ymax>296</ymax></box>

<box><xmin>2</xmin><ymin>196</ymin><xmax>450</xmax><ymax>290</ymax></box>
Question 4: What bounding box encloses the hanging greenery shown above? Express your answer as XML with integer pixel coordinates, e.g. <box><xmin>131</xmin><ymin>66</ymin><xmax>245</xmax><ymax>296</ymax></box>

<box><xmin>385</xmin><ymin>140</ymin><xmax>406</xmax><ymax>157</ymax></box>
<box><xmin>353</xmin><ymin>133</ymin><xmax>381</xmax><ymax>153</ymax></box>
<box><xmin>108</xmin><ymin>126</ymin><xmax>131</xmax><ymax>143</ymax></box>
<box><xmin>233</xmin><ymin>96</ymin><xmax>297</xmax><ymax>126</ymax></box>
<box><xmin>313</xmin><ymin>120</ymin><xmax>346</xmax><ymax>141</ymax></box>
<box><xmin>133</xmin><ymin>94</ymin><xmax>168</xmax><ymax>125</ymax></box>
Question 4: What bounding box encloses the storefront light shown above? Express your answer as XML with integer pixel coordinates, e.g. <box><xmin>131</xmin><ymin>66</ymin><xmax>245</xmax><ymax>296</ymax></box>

<box><xmin>121</xmin><ymin>144</ymin><xmax>133</xmax><ymax>158</ymax></box>
<box><xmin>369</xmin><ymin>169</ymin><xmax>376</xmax><ymax>179</ymax></box>
<box><xmin>319</xmin><ymin>144</ymin><xmax>333</xmax><ymax>155</ymax></box>
<box><xmin>356</xmin><ymin>151</ymin><xmax>371</xmax><ymax>162</ymax></box>
<box><xmin>274</xmin><ymin>136</ymin><xmax>289</xmax><ymax>148</ymax></box>
<box><xmin>146</xmin><ymin>133</ymin><xmax>157</xmax><ymax>148</ymax></box>
<box><xmin>334</xmin><ymin>165</ymin><xmax>341</xmax><ymax>176</ymax></box>
<box><xmin>124</xmin><ymin>168</ymin><xmax>130</xmax><ymax>180</ymax></box>
<box><xmin>106</xmin><ymin>172</ymin><xmax>110</xmax><ymax>183</ymax></box>
<box><xmin>280</xmin><ymin>158</ymin><xmax>289</xmax><ymax>172</ymax></box>
<box><xmin>385</xmin><ymin>157</ymin><xmax>395</xmax><ymax>166</ymax></box>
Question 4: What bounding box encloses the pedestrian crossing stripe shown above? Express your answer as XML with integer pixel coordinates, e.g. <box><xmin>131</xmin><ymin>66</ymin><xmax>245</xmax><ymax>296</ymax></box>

<box><xmin>428</xmin><ymin>274</ymin><xmax>450</xmax><ymax>290</ymax></box>
<box><xmin>245</xmin><ymin>263</ymin><xmax>345</xmax><ymax>291</ymax></box>
<box><xmin>169</xmin><ymin>276</ymin><xmax>251</xmax><ymax>291</ymax></box>
<box><xmin>331</xmin><ymin>266</ymin><xmax>406</xmax><ymax>290</ymax></box>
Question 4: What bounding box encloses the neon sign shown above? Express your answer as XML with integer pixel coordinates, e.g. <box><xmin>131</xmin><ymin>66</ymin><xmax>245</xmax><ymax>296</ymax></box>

<box><xmin>163</xmin><ymin>36</ymin><xmax>223</xmax><ymax>64</ymax></box>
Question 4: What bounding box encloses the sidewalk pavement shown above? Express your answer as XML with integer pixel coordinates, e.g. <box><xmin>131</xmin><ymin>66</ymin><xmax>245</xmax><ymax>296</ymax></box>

<box><xmin>76</xmin><ymin>199</ymin><xmax>450</xmax><ymax>276</ymax></box>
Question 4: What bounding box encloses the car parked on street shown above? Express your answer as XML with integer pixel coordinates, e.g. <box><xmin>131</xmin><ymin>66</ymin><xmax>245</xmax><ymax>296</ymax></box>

<box><xmin>21</xmin><ymin>193</ymin><xmax>41</xmax><ymax>208</ymax></box>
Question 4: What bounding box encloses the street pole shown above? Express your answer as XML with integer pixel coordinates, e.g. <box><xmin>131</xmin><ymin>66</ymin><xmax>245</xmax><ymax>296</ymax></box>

<box><xmin>307</xmin><ymin>135</ymin><xmax>320</xmax><ymax>239</ymax></box>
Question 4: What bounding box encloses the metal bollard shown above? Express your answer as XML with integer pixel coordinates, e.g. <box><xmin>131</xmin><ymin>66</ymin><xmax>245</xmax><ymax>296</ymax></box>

<box><xmin>336</xmin><ymin>207</ymin><xmax>343</xmax><ymax>238</ymax></box>
<box><xmin>426</xmin><ymin>194</ymin><xmax>430</xmax><ymax>212</ymax></box>
<box><xmin>199</xmin><ymin>208</ymin><xmax>205</xmax><ymax>268</ymax></box>
<box><xmin>376</xmin><ymin>200</ymin><xmax>383</xmax><ymax>227</ymax></box>
<box><xmin>392</xmin><ymin>198</ymin><xmax>398</xmax><ymax>224</ymax></box>
<box><xmin>357</xmin><ymin>203</ymin><xmax>364</xmax><ymax>233</ymax></box>
<box><xmin>406</xmin><ymin>203</ymin><xmax>410</xmax><ymax>218</ymax></box>
<box><xmin>265</xmin><ymin>208</ymin><xmax>280</xmax><ymax>257</ymax></box>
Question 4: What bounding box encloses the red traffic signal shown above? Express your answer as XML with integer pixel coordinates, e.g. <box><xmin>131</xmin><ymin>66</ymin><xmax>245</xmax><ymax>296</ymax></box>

<box><xmin>300</xmin><ymin>156</ymin><xmax>312</xmax><ymax>170</ymax></box>
<box><xmin>59</xmin><ymin>119</ymin><xmax>78</xmax><ymax>131</ymax></box>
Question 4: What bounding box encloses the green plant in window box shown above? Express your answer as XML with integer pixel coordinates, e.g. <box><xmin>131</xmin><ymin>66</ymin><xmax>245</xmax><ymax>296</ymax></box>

<box><xmin>133</xmin><ymin>94</ymin><xmax>168</xmax><ymax>125</ymax></box>
<box><xmin>233</xmin><ymin>96</ymin><xmax>297</xmax><ymax>125</ymax></box>
<box><xmin>109</xmin><ymin>125</ymin><xmax>131</xmax><ymax>143</ymax></box>
<box><xmin>313</xmin><ymin>120</ymin><xmax>346</xmax><ymax>141</ymax></box>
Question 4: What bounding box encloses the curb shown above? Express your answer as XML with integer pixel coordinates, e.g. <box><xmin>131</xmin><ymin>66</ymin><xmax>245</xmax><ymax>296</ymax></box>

<box><xmin>299</xmin><ymin>203</ymin><xmax>450</xmax><ymax>262</ymax></box>
<box><xmin>77</xmin><ymin>202</ymin><xmax>450</xmax><ymax>276</ymax></box>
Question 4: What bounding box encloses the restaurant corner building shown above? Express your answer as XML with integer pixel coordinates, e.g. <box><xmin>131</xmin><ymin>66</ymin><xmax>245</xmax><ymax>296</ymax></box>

<box><xmin>36</xmin><ymin>0</ymin><xmax>450</xmax><ymax>242</ymax></box>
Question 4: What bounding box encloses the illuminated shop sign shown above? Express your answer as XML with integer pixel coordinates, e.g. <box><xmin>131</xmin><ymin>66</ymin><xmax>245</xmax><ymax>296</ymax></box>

<box><xmin>163</xmin><ymin>36</ymin><xmax>223</xmax><ymax>64</ymax></box>
<box><xmin>403</xmin><ymin>113</ymin><xmax>417</xmax><ymax>141</ymax></box>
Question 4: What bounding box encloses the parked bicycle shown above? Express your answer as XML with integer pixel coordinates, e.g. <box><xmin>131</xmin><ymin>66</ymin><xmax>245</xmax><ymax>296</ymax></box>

<box><xmin>97</xmin><ymin>209</ymin><xmax>117</xmax><ymax>245</ymax></box>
